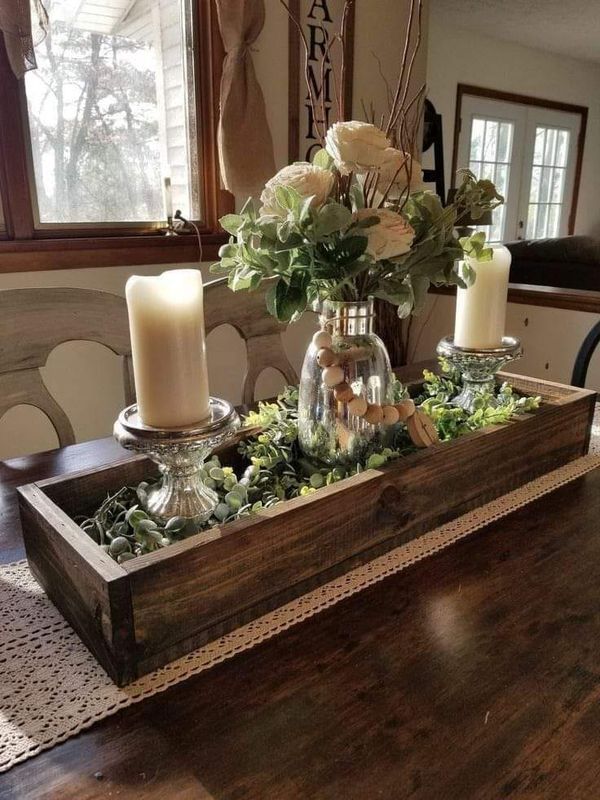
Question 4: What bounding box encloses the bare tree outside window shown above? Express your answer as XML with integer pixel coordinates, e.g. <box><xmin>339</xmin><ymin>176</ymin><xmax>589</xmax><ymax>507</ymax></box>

<box><xmin>25</xmin><ymin>0</ymin><xmax>198</xmax><ymax>225</ymax></box>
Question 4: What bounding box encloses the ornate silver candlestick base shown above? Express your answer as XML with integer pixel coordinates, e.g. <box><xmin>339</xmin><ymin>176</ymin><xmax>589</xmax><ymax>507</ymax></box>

<box><xmin>436</xmin><ymin>336</ymin><xmax>522</xmax><ymax>413</ymax></box>
<box><xmin>114</xmin><ymin>398</ymin><xmax>240</xmax><ymax>530</ymax></box>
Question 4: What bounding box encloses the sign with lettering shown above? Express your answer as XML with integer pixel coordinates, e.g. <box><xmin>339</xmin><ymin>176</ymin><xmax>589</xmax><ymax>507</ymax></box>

<box><xmin>288</xmin><ymin>0</ymin><xmax>355</xmax><ymax>162</ymax></box>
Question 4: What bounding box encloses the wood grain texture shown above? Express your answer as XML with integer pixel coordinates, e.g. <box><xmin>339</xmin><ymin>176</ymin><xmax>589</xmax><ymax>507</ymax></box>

<box><xmin>4</xmin><ymin>464</ymin><xmax>600</xmax><ymax>798</ymax></box>
<box><xmin>432</xmin><ymin>283</ymin><xmax>600</xmax><ymax>314</ymax></box>
<box><xmin>18</xmin><ymin>483</ymin><xmax>137</xmax><ymax>684</ymax></box>
<box><xmin>17</xmin><ymin>374</ymin><xmax>596</xmax><ymax>684</ymax></box>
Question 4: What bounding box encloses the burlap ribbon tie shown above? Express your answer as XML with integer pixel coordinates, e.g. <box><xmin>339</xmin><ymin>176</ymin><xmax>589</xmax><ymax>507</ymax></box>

<box><xmin>216</xmin><ymin>0</ymin><xmax>276</xmax><ymax>199</ymax></box>
<box><xmin>0</xmin><ymin>0</ymin><xmax>48</xmax><ymax>78</ymax></box>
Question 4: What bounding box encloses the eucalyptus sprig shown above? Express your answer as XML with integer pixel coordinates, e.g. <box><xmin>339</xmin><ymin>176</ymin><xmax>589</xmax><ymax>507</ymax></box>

<box><xmin>82</xmin><ymin>369</ymin><xmax>540</xmax><ymax>561</ymax></box>
<box><xmin>212</xmin><ymin>162</ymin><xmax>505</xmax><ymax>322</ymax></box>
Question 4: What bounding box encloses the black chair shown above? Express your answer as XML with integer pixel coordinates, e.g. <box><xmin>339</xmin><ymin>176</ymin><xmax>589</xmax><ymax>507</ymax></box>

<box><xmin>571</xmin><ymin>320</ymin><xmax>600</xmax><ymax>387</ymax></box>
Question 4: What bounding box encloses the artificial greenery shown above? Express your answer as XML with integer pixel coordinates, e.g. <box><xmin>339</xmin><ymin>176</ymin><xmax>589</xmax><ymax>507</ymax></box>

<box><xmin>81</xmin><ymin>365</ymin><xmax>541</xmax><ymax>562</ymax></box>
<box><xmin>211</xmin><ymin>165</ymin><xmax>503</xmax><ymax>323</ymax></box>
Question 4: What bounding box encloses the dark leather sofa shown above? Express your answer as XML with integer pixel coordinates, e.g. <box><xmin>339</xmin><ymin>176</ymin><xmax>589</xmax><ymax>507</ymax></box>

<box><xmin>506</xmin><ymin>236</ymin><xmax>600</xmax><ymax>291</ymax></box>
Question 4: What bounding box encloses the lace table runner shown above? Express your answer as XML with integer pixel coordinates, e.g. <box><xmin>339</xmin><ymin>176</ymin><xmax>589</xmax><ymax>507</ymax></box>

<box><xmin>2</xmin><ymin>410</ymin><xmax>599</xmax><ymax>773</ymax></box>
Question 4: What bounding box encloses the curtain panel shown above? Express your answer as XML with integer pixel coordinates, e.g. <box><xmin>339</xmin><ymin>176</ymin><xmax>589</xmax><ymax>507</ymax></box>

<box><xmin>215</xmin><ymin>0</ymin><xmax>276</xmax><ymax>199</ymax></box>
<box><xmin>0</xmin><ymin>0</ymin><xmax>47</xmax><ymax>78</ymax></box>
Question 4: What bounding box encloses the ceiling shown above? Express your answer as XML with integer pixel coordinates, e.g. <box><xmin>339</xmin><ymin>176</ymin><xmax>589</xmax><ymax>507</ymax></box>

<box><xmin>430</xmin><ymin>0</ymin><xmax>600</xmax><ymax>64</ymax></box>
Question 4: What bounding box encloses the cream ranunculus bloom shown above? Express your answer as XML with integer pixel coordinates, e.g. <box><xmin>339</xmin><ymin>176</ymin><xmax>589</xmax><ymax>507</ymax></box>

<box><xmin>325</xmin><ymin>121</ymin><xmax>390</xmax><ymax>175</ymax></box>
<box><xmin>376</xmin><ymin>147</ymin><xmax>424</xmax><ymax>196</ymax></box>
<box><xmin>354</xmin><ymin>208</ymin><xmax>415</xmax><ymax>261</ymax></box>
<box><xmin>260</xmin><ymin>163</ymin><xmax>334</xmax><ymax>217</ymax></box>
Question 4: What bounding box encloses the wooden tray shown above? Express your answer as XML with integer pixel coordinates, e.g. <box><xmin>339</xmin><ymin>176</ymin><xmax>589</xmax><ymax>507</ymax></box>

<box><xmin>18</xmin><ymin>374</ymin><xmax>596</xmax><ymax>685</ymax></box>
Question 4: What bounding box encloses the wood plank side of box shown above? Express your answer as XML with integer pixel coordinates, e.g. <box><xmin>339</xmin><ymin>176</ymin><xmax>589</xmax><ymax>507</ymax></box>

<box><xmin>17</xmin><ymin>375</ymin><xmax>597</xmax><ymax>685</ymax></box>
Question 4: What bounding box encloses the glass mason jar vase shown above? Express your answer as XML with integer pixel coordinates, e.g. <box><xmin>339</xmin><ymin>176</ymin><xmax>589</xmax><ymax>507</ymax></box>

<box><xmin>298</xmin><ymin>298</ymin><xmax>395</xmax><ymax>465</ymax></box>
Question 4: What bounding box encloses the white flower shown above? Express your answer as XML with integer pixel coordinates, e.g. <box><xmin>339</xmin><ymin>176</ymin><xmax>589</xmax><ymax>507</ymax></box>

<box><xmin>376</xmin><ymin>148</ymin><xmax>424</xmax><ymax>196</ymax></box>
<box><xmin>354</xmin><ymin>208</ymin><xmax>415</xmax><ymax>261</ymax></box>
<box><xmin>260</xmin><ymin>163</ymin><xmax>334</xmax><ymax>217</ymax></box>
<box><xmin>325</xmin><ymin>121</ymin><xmax>390</xmax><ymax>175</ymax></box>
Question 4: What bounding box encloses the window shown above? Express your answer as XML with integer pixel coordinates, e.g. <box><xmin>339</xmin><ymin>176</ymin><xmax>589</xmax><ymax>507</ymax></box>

<box><xmin>526</xmin><ymin>126</ymin><xmax>570</xmax><ymax>240</ymax></box>
<box><xmin>0</xmin><ymin>0</ymin><xmax>230</xmax><ymax>270</ymax></box>
<box><xmin>468</xmin><ymin>117</ymin><xmax>514</xmax><ymax>243</ymax></box>
<box><xmin>453</xmin><ymin>86</ymin><xmax>587</xmax><ymax>245</ymax></box>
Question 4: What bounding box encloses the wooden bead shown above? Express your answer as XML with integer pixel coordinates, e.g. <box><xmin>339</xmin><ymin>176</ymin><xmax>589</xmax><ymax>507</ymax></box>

<box><xmin>364</xmin><ymin>403</ymin><xmax>384</xmax><ymax>425</ymax></box>
<box><xmin>312</xmin><ymin>330</ymin><xmax>332</xmax><ymax>349</ymax></box>
<box><xmin>322</xmin><ymin>365</ymin><xmax>345</xmax><ymax>387</ymax></box>
<box><xmin>395</xmin><ymin>398</ymin><xmax>416</xmax><ymax>422</ymax></box>
<box><xmin>334</xmin><ymin>382</ymin><xmax>355</xmax><ymax>402</ymax></box>
<box><xmin>407</xmin><ymin>409</ymin><xmax>439</xmax><ymax>448</ymax></box>
<box><xmin>317</xmin><ymin>347</ymin><xmax>336</xmax><ymax>367</ymax></box>
<box><xmin>347</xmin><ymin>395</ymin><xmax>368</xmax><ymax>417</ymax></box>
<box><xmin>382</xmin><ymin>405</ymin><xmax>400</xmax><ymax>425</ymax></box>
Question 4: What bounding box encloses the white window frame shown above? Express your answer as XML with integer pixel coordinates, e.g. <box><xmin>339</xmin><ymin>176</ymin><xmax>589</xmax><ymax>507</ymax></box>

<box><xmin>452</xmin><ymin>86</ymin><xmax>587</xmax><ymax>243</ymax></box>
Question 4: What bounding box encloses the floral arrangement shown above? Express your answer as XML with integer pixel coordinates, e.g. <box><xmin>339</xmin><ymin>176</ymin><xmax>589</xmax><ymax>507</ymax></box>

<box><xmin>212</xmin><ymin>2</ymin><xmax>502</xmax><ymax>323</ymax></box>
<box><xmin>213</xmin><ymin>131</ymin><xmax>503</xmax><ymax>323</ymax></box>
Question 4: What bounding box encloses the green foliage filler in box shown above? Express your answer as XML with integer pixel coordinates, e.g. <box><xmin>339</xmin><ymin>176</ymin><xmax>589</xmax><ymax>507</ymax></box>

<box><xmin>79</xmin><ymin>363</ymin><xmax>540</xmax><ymax>562</ymax></box>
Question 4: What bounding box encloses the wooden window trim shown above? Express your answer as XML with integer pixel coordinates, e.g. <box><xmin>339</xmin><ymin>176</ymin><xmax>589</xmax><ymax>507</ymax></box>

<box><xmin>0</xmin><ymin>0</ymin><xmax>233</xmax><ymax>273</ymax></box>
<box><xmin>451</xmin><ymin>84</ymin><xmax>588</xmax><ymax>235</ymax></box>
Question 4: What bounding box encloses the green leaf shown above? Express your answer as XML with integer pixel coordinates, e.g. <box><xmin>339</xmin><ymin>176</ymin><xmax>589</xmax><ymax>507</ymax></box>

<box><xmin>275</xmin><ymin>185</ymin><xmax>302</xmax><ymax>212</ymax></box>
<box><xmin>314</xmin><ymin>203</ymin><xmax>352</xmax><ymax>237</ymax></box>
<box><xmin>219</xmin><ymin>214</ymin><xmax>244</xmax><ymax>235</ymax></box>
<box><xmin>312</xmin><ymin>148</ymin><xmax>334</xmax><ymax>170</ymax></box>
<box><xmin>333</xmin><ymin>235</ymin><xmax>368</xmax><ymax>266</ymax></box>
<box><xmin>273</xmin><ymin>273</ymin><xmax>308</xmax><ymax>322</ymax></box>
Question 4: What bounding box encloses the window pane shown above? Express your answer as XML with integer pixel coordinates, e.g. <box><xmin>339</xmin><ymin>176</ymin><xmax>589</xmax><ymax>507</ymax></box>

<box><xmin>470</xmin><ymin>118</ymin><xmax>485</xmax><ymax>161</ymax></box>
<box><xmin>497</xmin><ymin>123</ymin><xmax>512</xmax><ymax>163</ymax></box>
<box><xmin>556</xmin><ymin>130</ymin><xmax>570</xmax><ymax>167</ymax></box>
<box><xmin>529</xmin><ymin>166</ymin><xmax>541</xmax><ymax>202</ymax></box>
<box><xmin>547</xmin><ymin>204</ymin><xmax>561</xmax><ymax>237</ymax></box>
<box><xmin>25</xmin><ymin>0</ymin><xmax>199</xmax><ymax>225</ymax></box>
<box><xmin>495</xmin><ymin>164</ymin><xmax>508</xmax><ymax>196</ymax></box>
<box><xmin>481</xmin><ymin>161</ymin><xmax>495</xmax><ymax>182</ymax></box>
<box><xmin>551</xmin><ymin>168</ymin><xmax>565</xmax><ymax>203</ymax></box>
<box><xmin>526</xmin><ymin>204</ymin><xmax>538</xmax><ymax>239</ymax></box>
<box><xmin>533</xmin><ymin>127</ymin><xmax>545</xmax><ymax>164</ymax></box>
<box><xmin>468</xmin><ymin>117</ymin><xmax>515</xmax><ymax>243</ymax></box>
<box><xmin>535</xmin><ymin>203</ymin><xmax>549</xmax><ymax>238</ymax></box>
<box><xmin>483</xmin><ymin>121</ymin><xmax>498</xmax><ymax>161</ymax></box>
<box><xmin>544</xmin><ymin>128</ymin><xmax>557</xmax><ymax>165</ymax></box>
<box><xmin>539</xmin><ymin>167</ymin><xmax>551</xmax><ymax>203</ymax></box>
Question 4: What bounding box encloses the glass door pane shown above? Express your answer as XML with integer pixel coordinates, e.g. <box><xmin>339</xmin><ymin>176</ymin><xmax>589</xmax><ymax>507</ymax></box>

<box><xmin>467</xmin><ymin>117</ymin><xmax>514</xmax><ymax>243</ymax></box>
<box><xmin>524</xmin><ymin>126</ymin><xmax>570</xmax><ymax>239</ymax></box>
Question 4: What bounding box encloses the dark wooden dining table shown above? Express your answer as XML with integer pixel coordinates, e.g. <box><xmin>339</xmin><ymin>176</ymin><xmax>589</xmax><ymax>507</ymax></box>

<box><xmin>2</xmin><ymin>407</ymin><xmax>600</xmax><ymax>798</ymax></box>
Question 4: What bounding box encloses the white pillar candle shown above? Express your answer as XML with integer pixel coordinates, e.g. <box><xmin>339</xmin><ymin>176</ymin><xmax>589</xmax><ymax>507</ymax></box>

<box><xmin>126</xmin><ymin>269</ymin><xmax>210</xmax><ymax>429</ymax></box>
<box><xmin>454</xmin><ymin>245</ymin><xmax>511</xmax><ymax>349</ymax></box>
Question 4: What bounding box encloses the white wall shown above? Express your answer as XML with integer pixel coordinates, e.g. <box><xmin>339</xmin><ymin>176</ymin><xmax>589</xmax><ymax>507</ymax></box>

<box><xmin>410</xmin><ymin>293</ymin><xmax>600</xmax><ymax>392</ymax></box>
<box><xmin>426</xmin><ymin>13</ymin><xmax>600</xmax><ymax>237</ymax></box>
<box><xmin>0</xmin><ymin>1</ymin><xmax>428</xmax><ymax>460</ymax></box>
<box><xmin>415</xmin><ymin>11</ymin><xmax>600</xmax><ymax>398</ymax></box>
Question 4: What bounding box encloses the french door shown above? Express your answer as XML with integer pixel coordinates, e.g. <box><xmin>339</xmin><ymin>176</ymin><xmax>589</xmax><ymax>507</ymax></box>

<box><xmin>456</xmin><ymin>94</ymin><xmax>582</xmax><ymax>243</ymax></box>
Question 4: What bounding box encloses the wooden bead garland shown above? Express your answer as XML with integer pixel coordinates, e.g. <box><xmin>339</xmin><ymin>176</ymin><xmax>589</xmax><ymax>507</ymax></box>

<box><xmin>312</xmin><ymin>326</ymin><xmax>439</xmax><ymax>448</ymax></box>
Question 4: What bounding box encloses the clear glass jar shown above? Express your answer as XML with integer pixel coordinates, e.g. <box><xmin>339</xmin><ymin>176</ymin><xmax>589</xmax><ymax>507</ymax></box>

<box><xmin>298</xmin><ymin>298</ymin><xmax>395</xmax><ymax>465</ymax></box>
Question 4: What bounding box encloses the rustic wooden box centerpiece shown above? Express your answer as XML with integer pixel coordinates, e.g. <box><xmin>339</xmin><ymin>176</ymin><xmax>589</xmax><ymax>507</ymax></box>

<box><xmin>18</xmin><ymin>373</ymin><xmax>596</xmax><ymax>685</ymax></box>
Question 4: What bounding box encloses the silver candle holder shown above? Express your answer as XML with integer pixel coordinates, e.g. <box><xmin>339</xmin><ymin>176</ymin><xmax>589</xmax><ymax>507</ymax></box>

<box><xmin>436</xmin><ymin>335</ymin><xmax>522</xmax><ymax>413</ymax></box>
<box><xmin>114</xmin><ymin>398</ymin><xmax>240</xmax><ymax>530</ymax></box>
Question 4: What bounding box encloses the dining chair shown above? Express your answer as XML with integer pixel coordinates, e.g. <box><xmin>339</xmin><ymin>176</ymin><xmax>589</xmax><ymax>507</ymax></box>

<box><xmin>0</xmin><ymin>288</ymin><xmax>135</xmax><ymax>447</ymax></box>
<box><xmin>0</xmin><ymin>278</ymin><xmax>297</xmax><ymax>447</ymax></box>
<box><xmin>204</xmin><ymin>278</ymin><xmax>298</xmax><ymax>405</ymax></box>
<box><xmin>571</xmin><ymin>319</ymin><xmax>600</xmax><ymax>388</ymax></box>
